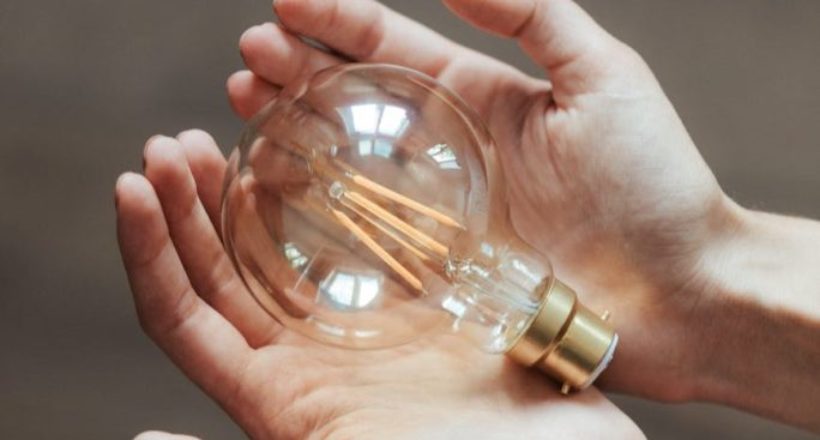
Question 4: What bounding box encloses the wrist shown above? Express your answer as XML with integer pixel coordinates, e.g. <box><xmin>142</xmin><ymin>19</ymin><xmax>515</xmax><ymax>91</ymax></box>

<box><xmin>689</xmin><ymin>204</ymin><xmax>820</xmax><ymax>430</ymax></box>
<box><xmin>701</xmin><ymin>207</ymin><xmax>820</xmax><ymax>312</ymax></box>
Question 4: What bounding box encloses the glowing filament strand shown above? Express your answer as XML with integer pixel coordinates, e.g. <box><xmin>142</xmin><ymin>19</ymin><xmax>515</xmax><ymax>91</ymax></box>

<box><xmin>342</xmin><ymin>190</ymin><xmax>450</xmax><ymax>260</ymax></box>
<box><xmin>349</xmin><ymin>173</ymin><xmax>464</xmax><ymax>229</ymax></box>
<box><xmin>330</xmin><ymin>207</ymin><xmax>425</xmax><ymax>294</ymax></box>
<box><xmin>339</xmin><ymin>198</ymin><xmax>431</xmax><ymax>262</ymax></box>
<box><xmin>332</xmin><ymin>160</ymin><xmax>464</xmax><ymax>230</ymax></box>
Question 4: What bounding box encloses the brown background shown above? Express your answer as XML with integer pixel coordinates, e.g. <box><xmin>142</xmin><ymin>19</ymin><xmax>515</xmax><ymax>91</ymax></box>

<box><xmin>1</xmin><ymin>0</ymin><xmax>818</xmax><ymax>438</ymax></box>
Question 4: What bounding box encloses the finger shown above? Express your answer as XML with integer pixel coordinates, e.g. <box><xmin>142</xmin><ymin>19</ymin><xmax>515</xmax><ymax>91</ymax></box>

<box><xmin>239</xmin><ymin>22</ymin><xmax>340</xmax><ymax>86</ymax></box>
<box><xmin>176</xmin><ymin>129</ymin><xmax>226</xmax><ymax>230</ymax></box>
<box><xmin>143</xmin><ymin>136</ymin><xmax>281</xmax><ymax>347</ymax></box>
<box><xmin>273</xmin><ymin>0</ymin><xmax>466</xmax><ymax>77</ymax></box>
<box><xmin>226</xmin><ymin>70</ymin><xmax>280</xmax><ymax>120</ymax></box>
<box><xmin>443</xmin><ymin>0</ymin><xmax>638</xmax><ymax>102</ymax></box>
<box><xmin>133</xmin><ymin>431</ymin><xmax>201</xmax><ymax>440</ymax></box>
<box><xmin>115</xmin><ymin>172</ymin><xmax>253</xmax><ymax>405</ymax></box>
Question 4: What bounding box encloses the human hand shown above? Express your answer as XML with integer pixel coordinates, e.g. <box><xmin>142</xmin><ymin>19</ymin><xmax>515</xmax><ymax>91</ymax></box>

<box><xmin>228</xmin><ymin>0</ymin><xmax>740</xmax><ymax>404</ymax></box>
<box><xmin>115</xmin><ymin>129</ymin><xmax>643</xmax><ymax>439</ymax></box>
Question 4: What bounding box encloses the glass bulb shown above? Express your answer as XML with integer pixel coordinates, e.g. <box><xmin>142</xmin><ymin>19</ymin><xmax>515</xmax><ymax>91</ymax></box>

<box><xmin>221</xmin><ymin>64</ymin><xmax>617</xmax><ymax>391</ymax></box>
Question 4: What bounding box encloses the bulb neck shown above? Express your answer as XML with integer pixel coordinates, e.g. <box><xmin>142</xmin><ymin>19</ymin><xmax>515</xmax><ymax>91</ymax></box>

<box><xmin>506</xmin><ymin>277</ymin><xmax>618</xmax><ymax>393</ymax></box>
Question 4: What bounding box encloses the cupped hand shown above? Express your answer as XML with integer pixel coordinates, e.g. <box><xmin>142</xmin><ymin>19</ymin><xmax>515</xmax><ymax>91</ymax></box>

<box><xmin>116</xmin><ymin>129</ymin><xmax>642</xmax><ymax>439</ymax></box>
<box><xmin>228</xmin><ymin>0</ymin><xmax>742</xmax><ymax>402</ymax></box>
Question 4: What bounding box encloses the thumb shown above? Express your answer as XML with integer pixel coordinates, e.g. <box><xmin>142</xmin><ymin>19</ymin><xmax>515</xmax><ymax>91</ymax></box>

<box><xmin>133</xmin><ymin>431</ymin><xmax>202</xmax><ymax>440</ymax></box>
<box><xmin>443</xmin><ymin>0</ymin><xmax>640</xmax><ymax>103</ymax></box>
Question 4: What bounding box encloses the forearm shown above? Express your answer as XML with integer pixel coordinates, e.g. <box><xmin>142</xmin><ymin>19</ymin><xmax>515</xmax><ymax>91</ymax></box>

<box><xmin>693</xmin><ymin>207</ymin><xmax>820</xmax><ymax>431</ymax></box>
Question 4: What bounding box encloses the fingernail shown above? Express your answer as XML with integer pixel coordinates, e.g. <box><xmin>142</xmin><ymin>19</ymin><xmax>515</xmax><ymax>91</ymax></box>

<box><xmin>114</xmin><ymin>173</ymin><xmax>133</xmax><ymax>209</ymax></box>
<box><xmin>240</xmin><ymin>24</ymin><xmax>264</xmax><ymax>44</ymax></box>
<box><xmin>144</xmin><ymin>135</ymin><xmax>174</xmax><ymax>168</ymax></box>
<box><xmin>145</xmin><ymin>134</ymin><xmax>165</xmax><ymax>146</ymax></box>
<box><xmin>176</xmin><ymin>129</ymin><xmax>203</xmax><ymax>143</ymax></box>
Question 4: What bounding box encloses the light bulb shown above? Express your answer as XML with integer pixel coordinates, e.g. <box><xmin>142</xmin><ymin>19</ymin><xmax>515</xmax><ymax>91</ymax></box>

<box><xmin>221</xmin><ymin>63</ymin><xmax>617</xmax><ymax>392</ymax></box>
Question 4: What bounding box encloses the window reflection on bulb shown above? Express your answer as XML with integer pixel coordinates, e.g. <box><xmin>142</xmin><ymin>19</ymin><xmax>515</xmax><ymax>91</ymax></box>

<box><xmin>221</xmin><ymin>63</ymin><xmax>617</xmax><ymax>392</ymax></box>
<box><xmin>320</xmin><ymin>270</ymin><xmax>381</xmax><ymax>310</ymax></box>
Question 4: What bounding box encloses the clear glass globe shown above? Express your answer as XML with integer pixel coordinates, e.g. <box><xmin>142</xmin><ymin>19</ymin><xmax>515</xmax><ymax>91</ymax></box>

<box><xmin>221</xmin><ymin>63</ymin><xmax>554</xmax><ymax>352</ymax></box>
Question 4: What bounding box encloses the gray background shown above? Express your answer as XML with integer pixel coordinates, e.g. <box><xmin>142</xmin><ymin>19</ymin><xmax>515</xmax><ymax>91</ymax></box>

<box><xmin>1</xmin><ymin>0</ymin><xmax>818</xmax><ymax>438</ymax></box>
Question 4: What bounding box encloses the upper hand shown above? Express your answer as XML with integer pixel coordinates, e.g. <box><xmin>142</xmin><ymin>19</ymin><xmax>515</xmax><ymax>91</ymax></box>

<box><xmin>230</xmin><ymin>0</ymin><xmax>740</xmax><ymax>403</ymax></box>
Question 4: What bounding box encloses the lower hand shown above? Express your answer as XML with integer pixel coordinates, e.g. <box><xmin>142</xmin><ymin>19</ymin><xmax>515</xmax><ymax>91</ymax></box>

<box><xmin>115</xmin><ymin>128</ymin><xmax>642</xmax><ymax>438</ymax></box>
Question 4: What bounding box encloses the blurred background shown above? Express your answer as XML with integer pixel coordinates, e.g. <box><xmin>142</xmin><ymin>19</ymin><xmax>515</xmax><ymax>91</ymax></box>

<box><xmin>1</xmin><ymin>0</ymin><xmax>818</xmax><ymax>438</ymax></box>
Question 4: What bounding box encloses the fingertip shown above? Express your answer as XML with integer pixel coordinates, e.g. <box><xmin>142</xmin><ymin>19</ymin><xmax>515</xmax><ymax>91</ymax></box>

<box><xmin>115</xmin><ymin>173</ymin><xmax>152</xmax><ymax>210</ymax></box>
<box><xmin>446</xmin><ymin>0</ymin><xmax>639</xmax><ymax>100</ymax></box>
<box><xmin>143</xmin><ymin>136</ymin><xmax>188</xmax><ymax>182</ymax></box>
<box><xmin>226</xmin><ymin>70</ymin><xmax>255</xmax><ymax>98</ymax></box>
<box><xmin>239</xmin><ymin>23</ymin><xmax>264</xmax><ymax>42</ymax></box>
<box><xmin>176</xmin><ymin>129</ymin><xmax>224</xmax><ymax>168</ymax></box>
<box><xmin>143</xmin><ymin>135</ymin><xmax>180</xmax><ymax>167</ymax></box>
<box><xmin>273</xmin><ymin>0</ymin><xmax>304</xmax><ymax>24</ymax></box>
<box><xmin>133</xmin><ymin>431</ymin><xmax>168</xmax><ymax>440</ymax></box>
<box><xmin>134</xmin><ymin>431</ymin><xmax>200</xmax><ymax>440</ymax></box>
<box><xmin>227</xmin><ymin>71</ymin><xmax>279</xmax><ymax>120</ymax></box>
<box><xmin>240</xmin><ymin>23</ymin><xmax>298</xmax><ymax>68</ymax></box>
<box><xmin>238</xmin><ymin>23</ymin><xmax>270</xmax><ymax>60</ymax></box>
<box><xmin>114</xmin><ymin>173</ymin><xmax>163</xmax><ymax>241</ymax></box>
<box><xmin>144</xmin><ymin>134</ymin><xmax>167</xmax><ymax>148</ymax></box>
<box><xmin>442</xmin><ymin>0</ymin><xmax>533</xmax><ymax>37</ymax></box>
<box><xmin>176</xmin><ymin>129</ymin><xmax>226</xmax><ymax>185</ymax></box>
<box><xmin>176</xmin><ymin>129</ymin><xmax>217</xmax><ymax>149</ymax></box>
<box><xmin>175</xmin><ymin>130</ymin><xmax>227</xmax><ymax>231</ymax></box>
<box><xmin>114</xmin><ymin>172</ymin><xmax>136</xmax><ymax>209</ymax></box>
<box><xmin>226</xmin><ymin>71</ymin><xmax>256</xmax><ymax>120</ymax></box>
<box><xmin>116</xmin><ymin>171</ymin><xmax>141</xmax><ymax>192</ymax></box>
<box><xmin>274</xmin><ymin>0</ymin><xmax>338</xmax><ymax>40</ymax></box>
<box><xmin>133</xmin><ymin>431</ymin><xmax>163</xmax><ymax>440</ymax></box>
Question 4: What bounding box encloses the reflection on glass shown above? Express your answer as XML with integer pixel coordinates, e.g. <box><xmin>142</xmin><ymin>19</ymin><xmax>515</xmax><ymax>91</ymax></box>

<box><xmin>357</xmin><ymin>139</ymin><xmax>373</xmax><ymax>156</ymax></box>
<box><xmin>357</xmin><ymin>139</ymin><xmax>394</xmax><ymax>158</ymax></box>
<box><xmin>349</xmin><ymin>104</ymin><xmax>380</xmax><ymax>134</ymax></box>
<box><xmin>377</xmin><ymin>105</ymin><xmax>408</xmax><ymax>136</ymax></box>
<box><xmin>319</xmin><ymin>270</ymin><xmax>382</xmax><ymax>310</ymax></box>
<box><xmin>373</xmin><ymin>139</ymin><xmax>393</xmax><ymax>157</ymax></box>
<box><xmin>341</xmin><ymin>104</ymin><xmax>410</xmax><ymax>138</ymax></box>
<box><xmin>426</xmin><ymin>143</ymin><xmax>460</xmax><ymax>170</ymax></box>
<box><xmin>283</xmin><ymin>242</ymin><xmax>309</xmax><ymax>269</ymax></box>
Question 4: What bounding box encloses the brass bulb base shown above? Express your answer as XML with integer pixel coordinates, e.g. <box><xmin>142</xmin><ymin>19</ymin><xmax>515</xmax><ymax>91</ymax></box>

<box><xmin>506</xmin><ymin>278</ymin><xmax>618</xmax><ymax>393</ymax></box>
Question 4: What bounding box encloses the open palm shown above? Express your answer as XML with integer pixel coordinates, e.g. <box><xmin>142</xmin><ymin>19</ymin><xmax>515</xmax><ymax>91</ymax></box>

<box><xmin>113</xmin><ymin>0</ymin><xmax>737</xmax><ymax>437</ymax></box>
<box><xmin>116</xmin><ymin>133</ymin><xmax>638</xmax><ymax>439</ymax></box>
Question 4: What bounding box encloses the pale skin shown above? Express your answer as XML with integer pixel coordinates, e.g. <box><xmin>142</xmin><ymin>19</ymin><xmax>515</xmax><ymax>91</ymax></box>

<box><xmin>116</xmin><ymin>0</ymin><xmax>820</xmax><ymax>438</ymax></box>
